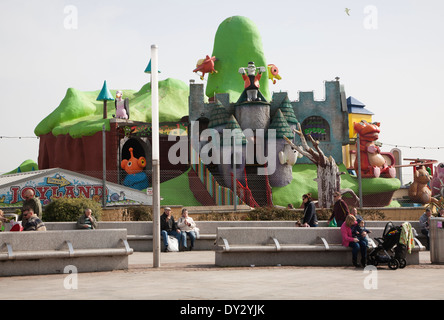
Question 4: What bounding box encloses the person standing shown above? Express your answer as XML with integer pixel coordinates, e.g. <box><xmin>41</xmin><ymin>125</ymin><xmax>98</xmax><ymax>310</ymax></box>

<box><xmin>329</xmin><ymin>191</ymin><xmax>349</xmax><ymax>227</ymax></box>
<box><xmin>21</xmin><ymin>189</ymin><xmax>43</xmax><ymax>220</ymax></box>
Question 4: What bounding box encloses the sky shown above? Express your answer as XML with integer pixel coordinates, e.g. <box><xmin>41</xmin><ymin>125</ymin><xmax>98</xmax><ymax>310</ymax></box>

<box><xmin>1</xmin><ymin>0</ymin><xmax>443</xmax><ymax>184</ymax></box>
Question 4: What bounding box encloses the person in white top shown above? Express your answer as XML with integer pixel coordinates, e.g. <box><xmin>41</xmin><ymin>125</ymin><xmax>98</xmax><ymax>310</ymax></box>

<box><xmin>177</xmin><ymin>208</ymin><xmax>198</xmax><ymax>251</ymax></box>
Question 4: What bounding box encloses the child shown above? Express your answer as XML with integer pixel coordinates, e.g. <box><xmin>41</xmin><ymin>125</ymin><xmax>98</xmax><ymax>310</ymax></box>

<box><xmin>352</xmin><ymin>218</ymin><xmax>371</xmax><ymax>247</ymax></box>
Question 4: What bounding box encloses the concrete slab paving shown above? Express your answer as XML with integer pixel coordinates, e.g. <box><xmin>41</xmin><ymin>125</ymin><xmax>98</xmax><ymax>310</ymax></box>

<box><xmin>0</xmin><ymin>251</ymin><xmax>443</xmax><ymax>302</ymax></box>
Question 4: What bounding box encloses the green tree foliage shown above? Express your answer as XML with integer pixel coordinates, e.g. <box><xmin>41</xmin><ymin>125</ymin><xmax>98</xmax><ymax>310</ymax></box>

<box><xmin>43</xmin><ymin>197</ymin><xmax>102</xmax><ymax>222</ymax></box>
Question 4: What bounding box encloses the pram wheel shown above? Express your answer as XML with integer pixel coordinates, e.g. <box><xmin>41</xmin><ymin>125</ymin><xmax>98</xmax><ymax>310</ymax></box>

<box><xmin>367</xmin><ymin>257</ymin><xmax>378</xmax><ymax>267</ymax></box>
<box><xmin>398</xmin><ymin>258</ymin><xmax>406</xmax><ymax>269</ymax></box>
<box><xmin>388</xmin><ymin>258</ymin><xmax>399</xmax><ymax>270</ymax></box>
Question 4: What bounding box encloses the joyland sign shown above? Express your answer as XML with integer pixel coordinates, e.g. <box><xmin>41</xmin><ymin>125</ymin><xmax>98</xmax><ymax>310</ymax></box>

<box><xmin>0</xmin><ymin>168</ymin><xmax>152</xmax><ymax>208</ymax></box>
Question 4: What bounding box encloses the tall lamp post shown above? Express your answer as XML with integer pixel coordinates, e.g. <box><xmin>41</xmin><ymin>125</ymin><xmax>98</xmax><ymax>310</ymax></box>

<box><xmin>145</xmin><ymin>46</ymin><xmax>160</xmax><ymax>268</ymax></box>
<box><xmin>356</xmin><ymin>133</ymin><xmax>363</xmax><ymax>209</ymax></box>
<box><xmin>96</xmin><ymin>81</ymin><xmax>114</xmax><ymax>207</ymax></box>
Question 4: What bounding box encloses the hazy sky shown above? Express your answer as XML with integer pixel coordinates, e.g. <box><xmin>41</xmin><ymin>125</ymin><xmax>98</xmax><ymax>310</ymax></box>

<box><xmin>1</xmin><ymin>0</ymin><xmax>443</xmax><ymax>183</ymax></box>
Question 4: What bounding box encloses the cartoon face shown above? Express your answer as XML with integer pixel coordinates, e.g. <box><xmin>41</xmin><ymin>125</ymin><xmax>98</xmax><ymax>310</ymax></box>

<box><xmin>247</xmin><ymin>62</ymin><xmax>256</xmax><ymax>75</ymax></box>
<box><xmin>121</xmin><ymin>147</ymin><xmax>146</xmax><ymax>175</ymax></box>
<box><xmin>268</xmin><ymin>64</ymin><xmax>279</xmax><ymax>76</ymax></box>
<box><xmin>415</xmin><ymin>166</ymin><xmax>431</xmax><ymax>184</ymax></box>
<box><xmin>354</xmin><ymin>120</ymin><xmax>381</xmax><ymax>141</ymax></box>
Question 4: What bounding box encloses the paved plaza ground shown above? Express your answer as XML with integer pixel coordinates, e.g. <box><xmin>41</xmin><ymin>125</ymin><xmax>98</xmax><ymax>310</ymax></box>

<box><xmin>0</xmin><ymin>251</ymin><xmax>442</xmax><ymax>302</ymax></box>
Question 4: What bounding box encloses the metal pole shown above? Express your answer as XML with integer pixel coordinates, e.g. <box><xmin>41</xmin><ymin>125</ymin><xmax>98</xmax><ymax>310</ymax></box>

<box><xmin>103</xmin><ymin>100</ymin><xmax>107</xmax><ymax>120</ymax></box>
<box><xmin>102</xmin><ymin>124</ymin><xmax>107</xmax><ymax>207</ymax></box>
<box><xmin>151</xmin><ymin>44</ymin><xmax>161</xmax><ymax>268</ymax></box>
<box><xmin>233</xmin><ymin>136</ymin><xmax>237</xmax><ymax>212</ymax></box>
<box><xmin>356</xmin><ymin>133</ymin><xmax>363</xmax><ymax>208</ymax></box>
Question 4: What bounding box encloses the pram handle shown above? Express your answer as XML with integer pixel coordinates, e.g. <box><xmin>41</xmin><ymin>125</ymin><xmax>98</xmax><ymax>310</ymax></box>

<box><xmin>374</xmin><ymin>237</ymin><xmax>383</xmax><ymax>245</ymax></box>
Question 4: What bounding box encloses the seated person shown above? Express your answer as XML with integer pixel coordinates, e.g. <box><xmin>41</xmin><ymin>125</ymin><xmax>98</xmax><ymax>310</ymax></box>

<box><xmin>352</xmin><ymin>218</ymin><xmax>371</xmax><ymax>247</ymax></box>
<box><xmin>21</xmin><ymin>207</ymin><xmax>46</xmax><ymax>231</ymax></box>
<box><xmin>177</xmin><ymin>208</ymin><xmax>198</xmax><ymax>251</ymax></box>
<box><xmin>419</xmin><ymin>207</ymin><xmax>432</xmax><ymax>250</ymax></box>
<box><xmin>160</xmin><ymin>207</ymin><xmax>181</xmax><ymax>252</ymax></box>
<box><xmin>0</xmin><ymin>210</ymin><xmax>8</xmax><ymax>231</ymax></box>
<box><xmin>76</xmin><ymin>208</ymin><xmax>98</xmax><ymax>230</ymax></box>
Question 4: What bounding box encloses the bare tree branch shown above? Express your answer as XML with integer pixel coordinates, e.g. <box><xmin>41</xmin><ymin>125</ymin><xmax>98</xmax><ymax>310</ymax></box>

<box><xmin>283</xmin><ymin>136</ymin><xmax>315</xmax><ymax>163</ymax></box>
<box><xmin>291</xmin><ymin>124</ymin><xmax>320</xmax><ymax>162</ymax></box>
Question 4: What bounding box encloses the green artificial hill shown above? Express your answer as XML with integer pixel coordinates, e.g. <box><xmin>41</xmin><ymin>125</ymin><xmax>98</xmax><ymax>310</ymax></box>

<box><xmin>34</xmin><ymin>78</ymin><xmax>189</xmax><ymax>138</ymax></box>
<box><xmin>272</xmin><ymin>163</ymin><xmax>402</xmax><ymax>208</ymax></box>
<box><xmin>2</xmin><ymin>160</ymin><xmax>38</xmax><ymax>175</ymax></box>
<box><xmin>159</xmin><ymin>168</ymin><xmax>202</xmax><ymax>206</ymax></box>
<box><xmin>206</xmin><ymin>16</ymin><xmax>271</xmax><ymax>103</ymax></box>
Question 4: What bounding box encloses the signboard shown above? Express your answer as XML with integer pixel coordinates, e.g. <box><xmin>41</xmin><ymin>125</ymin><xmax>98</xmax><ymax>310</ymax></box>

<box><xmin>119</xmin><ymin>122</ymin><xmax>188</xmax><ymax>138</ymax></box>
<box><xmin>0</xmin><ymin>168</ymin><xmax>152</xmax><ymax>208</ymax></box>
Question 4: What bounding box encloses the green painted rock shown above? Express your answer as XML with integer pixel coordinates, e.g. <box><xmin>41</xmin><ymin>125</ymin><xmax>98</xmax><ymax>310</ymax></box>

<box><xmin>206</xmin><ymin>16</ymin><xmax>270</xmax><ymax>103</ymax></box>
<box><xmin>34</xmin><ymin>78</ymin><xmax>189</xmax><ymax>138</ymax></box>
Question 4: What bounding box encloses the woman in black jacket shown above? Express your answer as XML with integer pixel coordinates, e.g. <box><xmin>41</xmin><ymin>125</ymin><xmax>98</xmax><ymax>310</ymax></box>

<box><xmin>302</xmin><ymin>193</ymin><xmax>318</xmax><ymax>227</ymax></box>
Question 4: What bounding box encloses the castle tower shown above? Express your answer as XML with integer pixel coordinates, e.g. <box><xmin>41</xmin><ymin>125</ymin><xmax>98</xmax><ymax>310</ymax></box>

<box><xmin>278</xmin><ymin>96</ymin><xmax>299</xmax><ymax>132</ymax></box>
<box><xmin>234</xmin><ymin>100</ymin><xmax>271</xmax><ymax>131</ymax></box>
<box><xmin>268</xmin><ymin>109</ymin><xmax>295</xmax><ymax>187</ymax></box>
<box><xmin>208</xmin><ymin>100</ymin><xmax>230</xmax><ymax>133</ymax></box>
<box><xmin>219</xmin><ymin>115</ymin><xmax>246</xmax><ymax>188</ymax></box>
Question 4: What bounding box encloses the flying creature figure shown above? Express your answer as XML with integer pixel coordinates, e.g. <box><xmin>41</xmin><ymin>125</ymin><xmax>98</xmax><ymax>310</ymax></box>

<box><xmin>345</xmin><ymin>8</ymin><xmax>351</xmax><ymax>16</ymax></box>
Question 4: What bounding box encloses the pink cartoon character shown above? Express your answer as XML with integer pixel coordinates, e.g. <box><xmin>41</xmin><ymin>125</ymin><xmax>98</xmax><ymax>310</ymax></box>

<box><xmin>432</xmin><ymin>162</ymin><xmax>444</xmax><ymax>197</ymax></box>
<box><xmin>113</xmin><ymin>90</ymin><xmax>129</xmax><ymax>120</ymax></box>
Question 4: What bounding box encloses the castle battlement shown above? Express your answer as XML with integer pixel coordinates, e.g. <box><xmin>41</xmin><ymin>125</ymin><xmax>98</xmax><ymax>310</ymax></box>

<box><xmin>188</xmin><ymin>79</ymin><xmax>350</xmax><ymax>166</ymax></box>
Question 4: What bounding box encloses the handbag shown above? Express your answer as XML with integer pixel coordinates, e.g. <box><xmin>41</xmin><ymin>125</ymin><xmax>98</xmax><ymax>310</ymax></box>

<box><xmin>167</xmin><ymin>235</ymin><xmax>179</xmax><ymax>252</ymax></box>
<box><xmin>328</xmin><ymin>218</ymin><xmax>337</xmax><ymax>227</ymax></box>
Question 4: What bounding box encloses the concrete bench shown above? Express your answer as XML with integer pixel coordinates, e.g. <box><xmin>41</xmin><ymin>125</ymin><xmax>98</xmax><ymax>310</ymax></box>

<box><xmin>214</xmin><ymin>227</ymin><xmax>423</xmax><ymax>267</ymax></box>
<box><xmin>0</xmin><ymin>229</ymin><xmax>133</xmax><ymax>276</ymax></box>
<box><xmin>44</xmin><ymin>221</ymin><xmax>300</xmax><ymax>251</ymax></box>
<box><xmin>317</xmin><ymin>220</ymin><xmax>426</xmax><ymax>243</ymax></box>
<box><xmin>44</xmin><ymin>220</ymin><xmax>426</xmax><ymax>252</ymax></box>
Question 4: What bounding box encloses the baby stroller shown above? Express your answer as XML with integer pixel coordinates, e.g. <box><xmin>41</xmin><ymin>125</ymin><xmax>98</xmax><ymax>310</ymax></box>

<box><xmin>367</xmin><ymin>222</ymin><xmax>407</xmax><ymax>270</ymax></box>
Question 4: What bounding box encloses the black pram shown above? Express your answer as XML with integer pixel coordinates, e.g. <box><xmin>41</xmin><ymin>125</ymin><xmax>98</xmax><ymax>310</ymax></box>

<box><xmin>367</xmin><ymin>221</ymin><xmax>408</xmax><ymax>270</ymax></box>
